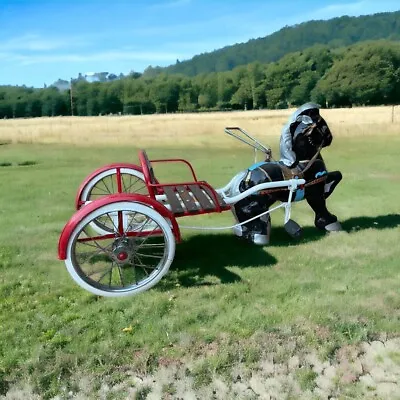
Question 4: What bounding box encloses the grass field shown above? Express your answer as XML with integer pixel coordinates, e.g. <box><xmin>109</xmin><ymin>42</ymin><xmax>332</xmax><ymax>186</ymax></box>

<box><xmin>0</xmin><ymin>110</ymin><xmax>399</xmax><ymax>399</ymax></box>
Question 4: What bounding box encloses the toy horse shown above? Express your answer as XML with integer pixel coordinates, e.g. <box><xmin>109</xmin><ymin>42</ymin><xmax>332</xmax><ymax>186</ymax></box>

<box><xmin>227</xmin><ymin>104</ymin><xmax>342</xmax><ymax>245</ymax></box>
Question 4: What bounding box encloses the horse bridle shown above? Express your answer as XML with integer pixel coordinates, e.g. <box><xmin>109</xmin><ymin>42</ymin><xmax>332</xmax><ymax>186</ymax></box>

<box><xmin>300</xmin><ymin>121</ymin><xmax>325</xmax><ymax>174</ymax></box>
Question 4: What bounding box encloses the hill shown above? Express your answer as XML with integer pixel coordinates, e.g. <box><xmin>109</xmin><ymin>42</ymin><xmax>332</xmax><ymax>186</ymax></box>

<box><xmin>146</xmin><ymin>10</ymin><xmax>400</xmax><ymax>77</ymax></box>
<box><xmin>1</xmin><ymin>40</ymin><xmax>399</xmax><ymax>118</ymax></box>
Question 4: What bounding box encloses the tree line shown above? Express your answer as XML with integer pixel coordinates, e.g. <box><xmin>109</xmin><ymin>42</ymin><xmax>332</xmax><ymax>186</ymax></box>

<box><xmin>155</xmin><ymin>10</ymin><xmax>400</xmax><ymax>76</ymax></box>
<box><xmin>0</xmin><ymin>40</ymin><xmax>399</xmax><ymax>119</ymax></box>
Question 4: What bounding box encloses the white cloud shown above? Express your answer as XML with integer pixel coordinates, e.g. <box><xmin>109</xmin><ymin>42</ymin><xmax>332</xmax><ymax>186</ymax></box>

<box><xmin>167</xmin><ymin>0</ymin><xmax>192</xmax><ymax>6</ymax></box>
<box><xmin>0</xmin><ymin>33</ymin><xmax>90</xmax><ymax>52</ymax></box>
<box><xmin>148</xmin><ymin>0</ymin><xmax>192</xmax><ymax>10</ymax></box>
<box><xmin>11</xmin><ymin>50</ymin><xmax>190</xmax><ymax>65</ymax></box>
<box><xmin>127</xmin><ymin>11</ymin><xmax>270</xmax><ymax>42</ymax></box>
<box><xmin>0</xmin><ymin>52</ymin><xmax>25</xmax><ymax>62</ymax></box>
<box><xmin>315</xmin><ymin>0</ymin><xmax>366</xmax><ymax>16</ymax></box>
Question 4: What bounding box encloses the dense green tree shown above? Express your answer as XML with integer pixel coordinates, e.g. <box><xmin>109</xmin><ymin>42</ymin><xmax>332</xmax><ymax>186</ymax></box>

<box><xmin>312</xmin><ymin>41</ymin><xmax>400</xmax><ymax>106</ymax></box>
<box><xmin>289</xmin><ymin>71</ymin><xmax>319</xmax><ymax>106</ymax></box>
<box><xmin>40</xmin><ymin>87</ymin><xmax>67</xmax><ymax>116</ymax></box>
<box><xmin>123</xmin><ymin>79</ymin><xmax>153</xmax><ymax>115</ymax></box>
<box><xmin>178</xmin><ymin>78</ymin><xmax>198</xmax><ymax>112</ymax></box>
<box><xmin>0</xmin><ymin>37</ymin><xmax>399</xmax><ymax>118</ymax></box>
<box><xmin>148</xmin><ymin>74</ymin><xmax>180</xmax><ymax>113</ymax></box>
<box><xmin>195</xmin><ymin>74</ymin><xmax>218</xmax><ymax>109</ymax></box>
<box><xmin>157</xmin><ymin>11</ymin><xmax>400</xmax><ymax>76</ymax></box>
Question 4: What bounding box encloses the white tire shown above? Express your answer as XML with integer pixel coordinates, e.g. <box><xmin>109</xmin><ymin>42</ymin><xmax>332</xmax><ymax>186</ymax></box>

<box><xmin>80</xmin><ymin>168</ymin><xmax>146</xmax><ymax>206</ymax></box>
<box><xmin>65</xmin><ymin>201</ymin><xmax>175</xmax><ymax>297</ymax></box>
<box><xmin>79</xmin><ymin>168</ymin><xmax>147</xmax><ymax>235</ymax></box>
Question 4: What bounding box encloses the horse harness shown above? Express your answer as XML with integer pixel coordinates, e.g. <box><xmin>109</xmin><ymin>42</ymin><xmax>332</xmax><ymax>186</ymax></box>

<box><xmin>257</xmin><ymin>144</ymin><xmax>326</xmax><ymax>196</ymax></box>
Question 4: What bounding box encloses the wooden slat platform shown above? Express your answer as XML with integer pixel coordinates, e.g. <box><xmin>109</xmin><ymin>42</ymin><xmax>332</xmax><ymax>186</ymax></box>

<box><xmin>162</xmin><ymin>184</ymin><xmax>228</xmax><ymax>215</ymax></box>
<box><xmin>176</xmin><ymin>186</ymin><xmax>199</xmax><ymax>213</ymax></box>
<box><xmin>188</xmin><ymin>184</ymin><xmax>215</xmax><ymax>211</ymax></box>
<box><xmin>162</xmin><ymin>186</ymin><xmax>185</xmax><ymax>214</ymax></box>
<box><xmin>201</xmin><ymin>185</ymin><xmax>227</xmax><ymax>208</ymax></box>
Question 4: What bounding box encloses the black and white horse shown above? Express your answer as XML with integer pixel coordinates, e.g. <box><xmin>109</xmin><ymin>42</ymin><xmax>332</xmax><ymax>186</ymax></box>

<box><xmin>232</xmin><ymin>111</ymin><xmax>342</xmax><ymax>245</ymax></box>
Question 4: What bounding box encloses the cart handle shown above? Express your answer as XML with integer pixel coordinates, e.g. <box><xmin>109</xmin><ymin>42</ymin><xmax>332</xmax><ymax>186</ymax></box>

<box><xmin>150</xmin><ymin>159</ymin><xmax>199</xmax><ymax>182</ymax></box>
<box><xmin>224</xmin><ymin>127</ymin><xmax>272</xmax><ymax>160</ymax></box>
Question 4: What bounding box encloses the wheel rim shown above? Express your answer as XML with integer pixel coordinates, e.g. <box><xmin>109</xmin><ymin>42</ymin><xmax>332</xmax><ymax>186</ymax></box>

<box><xmin>85</xmin><ymin>169</ymin><xmax>147</xmax><ymax>202</ymax></box>
<box><xmin>81</xmin><ymin>168</ymin><xmax>148</xmax><ymax>234</ymax></box>
<box><xmin>70</xmin><ymin>206</ymin><xmax>170</xmax><ymax>294</ymax></box>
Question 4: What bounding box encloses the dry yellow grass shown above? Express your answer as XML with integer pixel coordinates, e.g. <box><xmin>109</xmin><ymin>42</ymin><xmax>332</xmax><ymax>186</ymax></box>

<box><xmin>0</xmin><ymin>106</ymin><xmax>399</xmax><ymax>148</ymax></box>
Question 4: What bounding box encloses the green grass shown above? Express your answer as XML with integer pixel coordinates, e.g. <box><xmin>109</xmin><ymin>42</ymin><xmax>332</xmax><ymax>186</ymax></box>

<box><xmin>296</xmin><ymin>368</ymin><xmax>318</xmax><ymax>391</ymax></box>
<box><xmin>0</xmin><ymin>136</ymin><xmax>399</xmax><ymax>398</ymax></box>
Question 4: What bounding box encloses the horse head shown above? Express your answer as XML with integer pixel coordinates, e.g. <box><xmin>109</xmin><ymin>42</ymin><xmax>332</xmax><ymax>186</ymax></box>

<box><xmin>291</xmin><ymin>108</ymin><xmax>333</xmax><ymax>161</ymax></box>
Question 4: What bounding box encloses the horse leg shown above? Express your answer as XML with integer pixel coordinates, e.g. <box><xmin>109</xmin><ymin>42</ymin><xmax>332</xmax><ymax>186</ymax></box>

<box><xmin>324</xmin><ymin>171</ymin><xmax>342</xmax><ymax>199</ymax></box>
<box><xmin>233</xmin><ymin>196</ymin><xmax>273</xmax><ymax>245</ymax></box>
<box><xmin>306</xmin><ymin>183</ymin><xmax>342</xmax><ymax>231</ymax></box>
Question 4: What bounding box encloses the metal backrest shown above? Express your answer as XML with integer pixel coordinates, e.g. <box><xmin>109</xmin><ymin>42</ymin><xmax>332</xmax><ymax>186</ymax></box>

<box><xmin>138</xmin><ymin>150</ymin><xmax>157</xmax><ymax>198</ymax></box>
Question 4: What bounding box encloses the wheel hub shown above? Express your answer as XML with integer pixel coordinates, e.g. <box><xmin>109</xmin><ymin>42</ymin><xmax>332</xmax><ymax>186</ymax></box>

<box><xmin>117</xmin><ymin>251</ymin><xmax>128</xmax><ymax>261</ymax></box>
<box><xmin>112</xmin><ymin>238</ymin><xmax>134</xmax><ymax>263</ymax></box>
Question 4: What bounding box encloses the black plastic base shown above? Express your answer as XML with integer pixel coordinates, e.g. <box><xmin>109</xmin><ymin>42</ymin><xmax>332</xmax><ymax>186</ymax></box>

<box><xmin>284</xmin><ymin>219</ymin><xmax>303</xmax><ymax>239</ymax></box>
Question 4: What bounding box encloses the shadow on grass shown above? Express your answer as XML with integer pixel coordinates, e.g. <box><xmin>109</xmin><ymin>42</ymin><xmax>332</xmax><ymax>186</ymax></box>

<box><xmin>269</xmin><ymin>213</ymin><xmax>400</xmax><ymax>248</ymax></box>
<box><xmin>341</xmin><ymin>213</ymin><xmax>400</xmax><ymax>231</ymax></box>
<box><xmin>160</xmin><ymin>214</ymin><xmax>399</xmax><ymax>290</ymax></box>
<box><xmin>163</xmin><ymin>234</ymin><xmax>277</xmax><ymax>289</ymax></box>
<box><xmin>0</xmin><ymin>160</ymin><xmax>38</xmax><ymax>167</ymax></box>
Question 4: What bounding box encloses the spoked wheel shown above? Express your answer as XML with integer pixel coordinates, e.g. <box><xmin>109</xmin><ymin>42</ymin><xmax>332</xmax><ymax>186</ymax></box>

<box><xmin>77</xmin><ymin>167</ymin><xmax>148</xmax><ymax>235</ymax></box>
<box><xmin>65</xmin><ymin>202</ymin><xmax>175</xmax><ymax>297</ymax></box>
<box><xmin>78</xmin><ymin>167</ymin><xmax>147</xmax><ymax>207</ymax></box>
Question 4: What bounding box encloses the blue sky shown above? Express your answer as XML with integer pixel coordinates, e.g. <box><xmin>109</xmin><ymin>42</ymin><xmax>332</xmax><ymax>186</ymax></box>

<box><xmin>0</xmin><ymin>0</ymin><xmax>399</xmax><ymax>88</ymax></box>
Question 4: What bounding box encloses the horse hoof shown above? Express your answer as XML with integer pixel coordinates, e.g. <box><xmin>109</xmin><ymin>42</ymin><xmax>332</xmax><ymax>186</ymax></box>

<box><xmin>325</xmin><ymin>221</ymin><xmax>343</xmax><ymax>232</ymax></box>
<box><xmin>284</xmin><ymin>219</ymin><xmax>303</xmax><ymax>239</ymax></box>
<box><xmin>233</xmin><ymin>226</ymin><xmax>270</xmax><ymax>246</ymax></box>
<box><xmin>233</xmin><ymin>231</ymin><xmax>269</xmax><ymax>246</ymax></box>
<box><xmin>251</xmin><ymin>233</ymin><xmax>270</xmax><ymax>246</ymax></box>
<box><xmin>233</xmin><ymin>225</ymin><xmax>245</xmax><ymax>238</ymax></box>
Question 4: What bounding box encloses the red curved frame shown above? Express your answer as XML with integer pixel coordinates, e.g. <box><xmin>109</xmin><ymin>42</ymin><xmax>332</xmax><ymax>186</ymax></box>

<box><xmin>75</xmin><ymin>163</ymin><xmax>143</xmax><ymax>210</ymax></box>
<box><xmin>138</xmin><ymin>149</ymin><xmax>229</xmax><ymax>215</ymax></box>
<box><xmin>59</xmin><ymin>194</ymin><xmax>181</xmax><ymax>260</ymax></box>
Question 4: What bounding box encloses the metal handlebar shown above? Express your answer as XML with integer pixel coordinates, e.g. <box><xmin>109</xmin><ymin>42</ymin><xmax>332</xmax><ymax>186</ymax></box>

<box><xmin>224</xmin><ymin>127</ymin><xmax>272</xmax><ymax>162</ymax></box>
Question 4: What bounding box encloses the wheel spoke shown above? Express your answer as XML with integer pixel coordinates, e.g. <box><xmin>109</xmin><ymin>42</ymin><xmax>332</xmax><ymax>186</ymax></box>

<box><xmin>135</xmin><ymin>252</ymin><xmax>163</xmax><ymax>259</ymax></box>
<box><xmin>134</xmin><ymin>226</ymin><xmax>160</xmax><ymax>249</ymax></box>
<box><xmin>103</xmin><ymin>212</ymin><xmax>119</xmax><ymax>233</ymax></box>
<box><xmin>128</xmin><ymin>174</ymin><xmax>133</xmax><ymax>192</ymax></box>
<box><xmin>133</xmin><ymin>255</ymin><xmax>158</xmax><ymax>271</ymax></box>
<box><xmin>110</xmin><ymin>175</ymin><xmax>115</xmax><ymax>193</ymax></box>
<box><xmin>87</xmin><ymin>265</ymin><xmax>113</xmax><ymax>278</ymax></box>
<box><xmin>100</xmin><ymin>177</ymin><xmax>113</xmax><ymax>195</ymax></box>
<box><xmin>108</xmin><ymin>263</ymin><xmax>114</xmax><ymax>287</ymax></box>
<box><xmin>116</xmin><ymin>264</ymin><xmax>125</xmax><ymax>286</ymax></box>
<box><xmin>79</xmin><ymin>238</ymin><xmax>113</xmax><ymax>252</ymax></box>
<box><xmin>79</xmin><ymin>237</ymin><xmax>114</xmax><ymax>258</ymax></box>
<box><xmin>91</xmin><ymin>186</ymin><xmax>110</xmax><ymax>195</ymax></box>
<box><xmin>131</xmin><ymin>256</ymin><xmax>155</xmax><ymax>282</ymax></box>
<box><xmin>82</xmin><ymin>171</ymin><xmax>147</xmax><ymax>205</ymax></box>
<box><xmin>125</xmin><ymin>212</ymin><xmax>141</xmax><ymax>232</ymax></box>
<box><xmin>70</xmin><ymin>203</ymin><xmax>173</xmax><ymax>296</ymax></box>
<box><xmin>77</xmin><ymin>248</ymin><xmax>108</xmax><ymax>262</ymax></box>
<box><xmin>95</xmin><ymin>267</ymin><xmax>112</xmax><ymax>284</ymax></box>
<box><xmin>121</xmin><ymin>175</ymin><xmax>127</xmax><ymax>192</ymax></box>
<box><xmin>124</xmin><ymin>177</ymin><xmax>145</xmax><ymax>193</ymax></box>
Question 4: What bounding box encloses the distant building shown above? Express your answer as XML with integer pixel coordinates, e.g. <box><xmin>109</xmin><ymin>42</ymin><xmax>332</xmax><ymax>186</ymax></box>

<box><xmin>50</xmin><ymin>72</ymin><xmax>121</xmax><ymax>90</ymax></box>
<box><xmin>84</xmin><ymin>72</ymin><xmax>118</xmax><ymax>83</ymax></box>
<box><xmin>51</xmin><ymin>79</ymin><xmax>70</xmax><ymax>91</ymax></box>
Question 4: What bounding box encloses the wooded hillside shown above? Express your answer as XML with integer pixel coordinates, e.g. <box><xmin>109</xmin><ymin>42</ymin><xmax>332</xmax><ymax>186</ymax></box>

<box><xmin>1</xmin><ymin>10</ymin><xmax>400</xmax><ymax>118</ymax></box>
<box><xmin>147</xmin><ymin>10</ymin><xmax>400</xmax><ymax>76</ymax></box>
